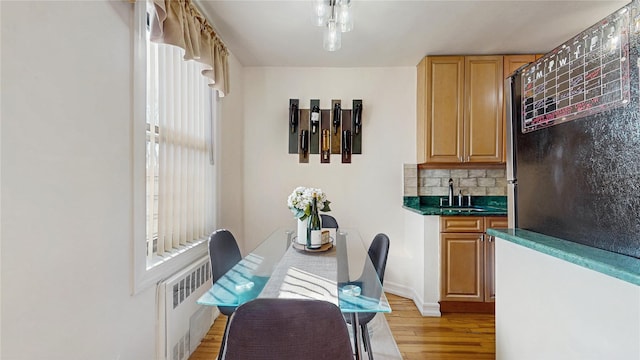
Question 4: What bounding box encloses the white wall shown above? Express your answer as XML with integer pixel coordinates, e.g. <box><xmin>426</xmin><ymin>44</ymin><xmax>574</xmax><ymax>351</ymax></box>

<box><xmin>218</xmin><ymin>53</ymin><xmax>246</xmax><ymax>246</ymax></box>
<box><xmin>242</xmin><ymin>67</ymin><xmax>417</xmax><ymax>291</ymax></box>
<box><xmin>0</xmin><ymin>1</ymin><xmax>3</xmax><ymax>354</ymax></box>
<box><xmin>1</xmin><ymin>2</ymin><xmax>157</xmax><ymax>359</ymax></box>
<box><xmin>0</xmin><ymin>2</ymin><xmax>248</xmax><ymax>359</ymax></box>
<box><xmin>402</xmin><ymin>212</ymin><xmax>442</xmax><ymax>316</ymax></box>
<box><xmin>495</xmin><ymin>239</ymin><xmax>640</xmax><ymax>359</ymax></box>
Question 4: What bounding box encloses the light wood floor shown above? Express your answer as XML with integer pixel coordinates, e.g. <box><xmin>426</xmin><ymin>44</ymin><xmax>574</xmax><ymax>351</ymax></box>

<box><xmin>189</xmin><ymin>293</ymin><xmax>495</xmax><ymax>360</ymax></box>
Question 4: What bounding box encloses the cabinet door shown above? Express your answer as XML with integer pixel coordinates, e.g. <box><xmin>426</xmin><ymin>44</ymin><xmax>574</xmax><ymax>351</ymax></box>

<box><xmin>503</xmin><ymin>55</ymin><xmax>536</xmax><ymax>161</ymax></box>
<box><xmin>485</xmin><ymin>216</ymin><xmax>508</xmax><ymax>230</ymax></box>
<box><xmin>464</xmin><ymin>56</ymin><xmax>504</xmax><ymax>163</ymax></box>
<box><xmin>441</xmin><ymin>233</ymin><xmax>484</xmax><ymax>302</ymax></box>
<box><xmin>483</xmin><ymin>216</ymin><xmax>506</xmax><ymax>302</ymax></box>
<box><xmin>441</xmin><ymin>216</ymin><xmax>484</xmax><ymax>233</ymax></box>
<box><xmin>503</xmin><ymin>55</ymin><xmax>536</xmax><ymax>78</ymax></box>
<box><xmin>484</xmin><ymin>235</ymin><xmax>495</xmax><ymax>302</ymax></box>
<box><xmin>425</xmin><ymin>56</ymin><xmax>465</xmax><ymax>163</ymax></box>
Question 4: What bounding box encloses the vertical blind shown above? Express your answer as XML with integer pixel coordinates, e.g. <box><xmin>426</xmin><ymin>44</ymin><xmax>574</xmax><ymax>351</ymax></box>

<box><xmin>146</xmin><ymin>39</ymin><xmax>215</xmax><ymax>259</ymax></box>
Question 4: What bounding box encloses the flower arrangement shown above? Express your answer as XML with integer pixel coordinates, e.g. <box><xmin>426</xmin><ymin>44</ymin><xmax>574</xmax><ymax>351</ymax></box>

<box><xmin>287</xmin><ymin>186</ymin><xmax>331</xmax><ymax>220</ymax></box>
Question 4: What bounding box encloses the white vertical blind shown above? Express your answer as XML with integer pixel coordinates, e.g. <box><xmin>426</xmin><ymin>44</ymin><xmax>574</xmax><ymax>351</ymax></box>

<box><xmin>146</xmin><ymin>40</ymin><xmax>215</xmax><ymax>260</ymax></box>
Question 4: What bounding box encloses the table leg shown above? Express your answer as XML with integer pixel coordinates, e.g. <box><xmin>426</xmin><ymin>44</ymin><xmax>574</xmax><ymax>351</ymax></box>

<box><xmin>351</xmin><ymin>313</ymin><xmax>362</xmax><ymax>360</ymax></box>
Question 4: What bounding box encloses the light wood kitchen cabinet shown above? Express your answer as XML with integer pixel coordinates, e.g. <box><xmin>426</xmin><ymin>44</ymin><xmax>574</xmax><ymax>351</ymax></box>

<box><xmin>417</xmin><ymin>55</ymin><xmax>503</xmax><ymax>165</ymax></box>
<box><xmin>464</xmin><ymin>56</ymin><xmax>504</xmax><ymax>163</ymax></box>
<box><xmin>503</xmin><ymin>54</ymin><xmax>537</xmax><ymax>78</ymax></box>
<box><xmin>440</xmin><ymin>216</ymin><xmax>507</xmax><ymax>303</ymax></box>
<box><xmin>417</xmin><ymin>56</ymin><xmax>465</xmax><ymax>163</ymax></box>
<box><xmin>441</xmin><ymin>232</ymin><xmax>484</xmax><ymax>302</ymax></box>
<box><xmin>483</xmin><ymin>216</ymin><xmax>508</xmax><ymax>301</ymax></box>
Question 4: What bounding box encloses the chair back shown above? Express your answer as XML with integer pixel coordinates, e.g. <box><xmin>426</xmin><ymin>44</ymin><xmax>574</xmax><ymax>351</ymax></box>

<box><xmin>221</xmin><ymin>298</ymin><xmax>353</xmax><ymax>360</ymax></box>
<box><xmin>345</xmin><ymin>233</ymin><xmax>391</xmax><ymax>327</ymax></box>
<box><xmin>208</xmin><ymin>229</ymin><xmax>242</xmax><ymax>316</ymax></box>
<box><xmin>368</xmin><ymin>233</ymin><xmax>390</xmax><ymax>285</ymax></box>
<box><xmin>320</xmin><ymin>214</ymin><xmax>339</xmax><ymax>228</ymax></box>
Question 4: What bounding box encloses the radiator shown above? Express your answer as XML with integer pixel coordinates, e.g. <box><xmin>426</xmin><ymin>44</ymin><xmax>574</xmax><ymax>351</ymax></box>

<box><xmin>157</xmin><ymin>256</ymin><xmax>216</xmax><ymax>360</ymax></box>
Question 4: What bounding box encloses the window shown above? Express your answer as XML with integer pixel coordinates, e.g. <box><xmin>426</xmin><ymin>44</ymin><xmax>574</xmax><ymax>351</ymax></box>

<box><xmin>146</xmin><ymin>37</ymin><xmax>216</xmax><ymax>260</ymax></box>
<box><xmin>133</xmin><ymin>1</ymin><xmax>217</xmax><ymax>292</ymax></box>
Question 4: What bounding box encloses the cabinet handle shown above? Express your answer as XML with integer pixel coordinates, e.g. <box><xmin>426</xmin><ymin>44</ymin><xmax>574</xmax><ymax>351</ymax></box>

<box><xmin>488</xmin><ymin>235</ymin><xmax>493</xmax><ymax>242</ymax></box>
<box><xmin>480</xmin><ymin>235</ymin><xmax>484</xmax><ymax>242</ymax></box>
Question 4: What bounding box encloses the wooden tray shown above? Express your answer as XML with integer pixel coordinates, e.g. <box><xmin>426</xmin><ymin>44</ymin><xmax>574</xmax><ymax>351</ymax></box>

<box><xmin>291</xmin><ymin>239</ymin><xmax>333</xmax><ymax>253</ymax></box>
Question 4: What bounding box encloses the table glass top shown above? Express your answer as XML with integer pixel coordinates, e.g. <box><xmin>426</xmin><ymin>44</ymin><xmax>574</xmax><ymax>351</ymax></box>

<box><xmin>197</xmin><ymin>227</ymin><xmax>390</xmax><ymax>314</ymax></box>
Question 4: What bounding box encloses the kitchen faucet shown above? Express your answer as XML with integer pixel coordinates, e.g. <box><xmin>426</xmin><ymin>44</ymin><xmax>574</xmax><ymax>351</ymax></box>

<box><xmin>448</xmin><ymin>178</ymin><xmax>454</xmax><ymax>207</ymax></box>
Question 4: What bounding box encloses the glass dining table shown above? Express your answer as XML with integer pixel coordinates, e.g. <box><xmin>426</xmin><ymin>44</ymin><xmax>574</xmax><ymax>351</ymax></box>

<box><xmin>197</xmin><ymin>227</ymin><xmax>391</xmax><ymax>360</ymax></box>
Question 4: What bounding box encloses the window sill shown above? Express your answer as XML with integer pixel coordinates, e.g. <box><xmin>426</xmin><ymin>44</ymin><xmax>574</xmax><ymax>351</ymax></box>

<box><xmin>133</xmin><ymin>236</ymin><xmax>209</xmax><ymax>294</ymax></box>
<box><xmin>146</xmin><ymin>237</ymin><xmax>209</xmax><ymax>269</ymax></box>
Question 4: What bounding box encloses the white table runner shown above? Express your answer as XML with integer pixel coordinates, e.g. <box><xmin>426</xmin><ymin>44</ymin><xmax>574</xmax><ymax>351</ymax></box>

<box><xmin>258</xmin><ymin>243</ymin><xmax>339</xmax><ymax>305</ymax></box>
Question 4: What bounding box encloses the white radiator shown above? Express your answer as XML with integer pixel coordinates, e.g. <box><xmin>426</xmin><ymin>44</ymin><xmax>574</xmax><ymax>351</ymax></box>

<box><xmin>157</xmin><ymin>256</ymin><xmax>216</xmax><ymax>360</ymax></box>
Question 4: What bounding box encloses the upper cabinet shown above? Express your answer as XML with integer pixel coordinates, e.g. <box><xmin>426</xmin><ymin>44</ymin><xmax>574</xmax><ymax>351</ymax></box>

<box><xmin>417</xmin><ymin>56</ymin><xmax>465</xmax><ymax>163</ymax></box>
<box><xmin>503</xmin><ymin>54</ymin><xmax>537</xmax><ymax>77</ymax></box>
<box><xmin>464</xmin><ymin>56</ymin><xmax>504</xmax><ymax>163</ymax></box>
<box><xmin>417</xmin><ymin>55</ymin><xmax>504</xmax><ymax>164</ymax></box>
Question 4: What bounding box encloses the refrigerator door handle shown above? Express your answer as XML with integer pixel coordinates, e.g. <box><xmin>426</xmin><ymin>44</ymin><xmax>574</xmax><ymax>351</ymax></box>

<box><xmin>505</xmin><ymin>76</ymin><xmax>516</xmax><ymax>182</ymax></box>
<box><xmin>505</xmin><ymin>74</ymin><xmax>517</xmax><ymax>229</ymax></box>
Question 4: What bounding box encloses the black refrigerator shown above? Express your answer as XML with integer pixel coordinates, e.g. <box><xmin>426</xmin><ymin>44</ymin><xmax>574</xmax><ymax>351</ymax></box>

<box><xmin>505</xmin><ymin>0</ymin><xmax>640</xmax><ymax>260</ymax></box>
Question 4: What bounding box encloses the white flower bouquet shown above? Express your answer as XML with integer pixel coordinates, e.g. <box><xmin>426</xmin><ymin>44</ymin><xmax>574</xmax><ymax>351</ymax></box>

<box><xmin>287</xmin><ymin>186</ymin><xmax>331</xmax><ymax>220</ymax></box>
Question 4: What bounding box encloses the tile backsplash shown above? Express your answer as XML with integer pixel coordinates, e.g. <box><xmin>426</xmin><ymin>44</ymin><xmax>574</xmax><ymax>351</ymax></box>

<box><xmin>403</xmin><ymin>164</ymin><xmax>506</xmax><ymax>197</ymax></box>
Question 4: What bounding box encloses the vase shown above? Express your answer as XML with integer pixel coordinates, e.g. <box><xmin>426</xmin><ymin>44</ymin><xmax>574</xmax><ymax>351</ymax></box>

<box><xmin>297</xmin><ymin>218</ymin><xmax>308</xmax><ymax>245</ymax></box>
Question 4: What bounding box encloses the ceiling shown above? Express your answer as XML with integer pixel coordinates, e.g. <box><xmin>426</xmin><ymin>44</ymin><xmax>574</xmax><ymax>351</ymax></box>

<box><xmin>196</xmin><ymin>0</ymin><xmax>629</xmax><ymax>67</ymax></box>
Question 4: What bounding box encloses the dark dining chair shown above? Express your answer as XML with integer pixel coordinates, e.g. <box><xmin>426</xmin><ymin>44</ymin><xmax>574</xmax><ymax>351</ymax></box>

<box><xmin>208</xmin><ymin>229</ymin><xmax>242</xmax><ymax>359</ymax></box>
<box><xmin>220</xmin><ymin>298</ymin><xmax>354</xmax><ymax>360</ymax></box>
<box><xmin>320</xmin><ymin>214</ymin><xmax>339</xmax><ymax>228</ymax></box>
<box><xmin>346</xmin><ymin>233</ymin><xmax>390</xmax><ymax>360</ymax></box>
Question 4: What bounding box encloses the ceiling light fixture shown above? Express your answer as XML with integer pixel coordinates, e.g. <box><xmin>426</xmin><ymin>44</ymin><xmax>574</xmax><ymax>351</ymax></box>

<box><xmin>314</xmin><ymin>0</ymin><xmax>353</xmax><ymax>52</ymax></box>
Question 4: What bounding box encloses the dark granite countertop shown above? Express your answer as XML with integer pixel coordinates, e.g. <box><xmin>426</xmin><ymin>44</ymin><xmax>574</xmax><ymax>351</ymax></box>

<box><xmin>487</xmin><ymin>228</ymin><xmax>640</xmax><ymax>287</ymax></box>
<box><xmin>402</xmin><ymin>196</ymin><xmax>507</xmax><ymax>216</ymax></box>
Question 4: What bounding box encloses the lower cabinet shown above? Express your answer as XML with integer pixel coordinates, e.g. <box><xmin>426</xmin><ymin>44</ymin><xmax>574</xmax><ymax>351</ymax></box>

<box><xmin>440</xmin><ymin>216</ymin><xmax>507</xmax><ymax>304</ymax></box>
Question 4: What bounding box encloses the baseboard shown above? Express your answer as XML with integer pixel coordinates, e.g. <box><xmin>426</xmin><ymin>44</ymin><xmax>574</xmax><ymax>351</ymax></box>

<box><xmin>439</xmin><ymin>300</ymin><xmax>495</xmax><ymax>314</ymax></box>
<box><xmin>211</xmin><ymin>307</ymin><xmax>221</xmax><ymax>323</ymax></box>
<box><xmin>382</xmin><ymin>280</ymin><xmax>413</xmax><ymax>299</ymax></box>
<box><xmin>383</xmin><ymin>281</ymin><xmax>441</xmax><ymax>317</ymax></box>
<box><xmin>420</xmin><ymin>302</ymin><xmax>442</xmax><ymax>317</ymax></box>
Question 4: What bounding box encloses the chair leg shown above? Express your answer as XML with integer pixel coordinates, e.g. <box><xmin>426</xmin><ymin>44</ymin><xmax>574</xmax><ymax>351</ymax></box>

<box><xmin>351</xmin><ymin>313</ymin><xmax>361</xmax><ymax>360</ymax></box>
<box><xmin>360</xmin><ymin>323</ymin><xmax>368</xmax><ymax>351</ymax></box>
<box><xmin>218</xmin><ymin>316</ymin><xmax>231</xmax><ymax>360</ymax></box>
<box><xmin>361</xmin><ymin>323</ymin><xmax>374</xmax><ymax>360</ymax></box>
